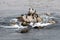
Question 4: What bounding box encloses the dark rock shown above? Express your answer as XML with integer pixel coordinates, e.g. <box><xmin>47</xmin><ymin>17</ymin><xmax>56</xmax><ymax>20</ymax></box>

<box><xmin>20</xmin><ymin>28</ymin><xmax>29</xmax><ymax>33</ymax></box>
<box><xmin>34</xmin><ymin>26</ymin><xmax>44</xmax><ymax>29</ymax></box>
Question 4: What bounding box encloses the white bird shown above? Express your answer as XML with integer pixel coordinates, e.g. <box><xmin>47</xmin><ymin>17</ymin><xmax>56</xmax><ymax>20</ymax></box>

<box><xmin>29</xmin><ymin>8</ymin><xmax>35</xmax><ymax>14</ymax></box>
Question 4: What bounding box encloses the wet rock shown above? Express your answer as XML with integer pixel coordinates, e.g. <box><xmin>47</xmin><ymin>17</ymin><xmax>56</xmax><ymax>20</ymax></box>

<box><xmin>19</xmin><ymin>28</ymin><xmax>29</xmax><ymax>33</ymax></box>
<box><xmin>34</xmin><ymin>26</ymin><xmax>44</xmax><ymax>29</ymax></box>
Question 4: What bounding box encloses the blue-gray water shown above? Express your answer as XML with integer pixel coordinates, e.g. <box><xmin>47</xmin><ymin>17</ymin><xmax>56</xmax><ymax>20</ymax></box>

<box><xmin>0</xmin><ymin>0</ymin><xmax>60</xmax><ymax>40</ymax></box>
<box><xmin>0</xmin><ymin>10</ymin><xmax>60</xmax><ymax>40</ymax></box>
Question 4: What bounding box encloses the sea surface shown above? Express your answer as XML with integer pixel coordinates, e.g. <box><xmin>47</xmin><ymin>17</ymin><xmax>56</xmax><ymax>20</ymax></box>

<box><xmin>0</xmin><ymin>10</ymin><xmax>60</xmax><ymax>40</ymax></box>
<box><xmin>0</xmin><ymin>0</ymin><xmax>60</xmax><ymax>40</ymax></box>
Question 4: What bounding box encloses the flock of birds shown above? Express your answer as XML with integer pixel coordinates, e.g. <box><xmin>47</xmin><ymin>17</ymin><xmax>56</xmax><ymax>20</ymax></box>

<box><xmin>0</xmin><ymin>8</ymin><xmax>56</xmax><ymax>33</ymax></box>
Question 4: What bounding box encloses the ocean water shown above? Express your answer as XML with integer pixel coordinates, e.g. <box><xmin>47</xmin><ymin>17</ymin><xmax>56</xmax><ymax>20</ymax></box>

<box><xmin>0</xmin><ymin>10</ymin><xmax>60</xmax><ymax>40</ymax></box>
<box><xmin>0</xmin><ymin>0</ymin><xmax>60</xmax><ymax>40</ymax></box>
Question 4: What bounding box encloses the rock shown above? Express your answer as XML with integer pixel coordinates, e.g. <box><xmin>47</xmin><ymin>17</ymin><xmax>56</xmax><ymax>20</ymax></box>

<box><xmin>21</xmin><ymin>22</ymin><xmax>29</xmax><ymax>26</ymax></box>
<box><xmin>36</xmin><ymin>17</ymin><xmax>43</xmax><ymax>22</ymax></box>
<box><xmin>20</xmin><ymin>28</ymin><xmax>29</xmax><ymax>33</ymax></box>
<box><xmin>34</xmin><ymin>26</ymin><xmax>44</xmax><ymax>29</ymax></box>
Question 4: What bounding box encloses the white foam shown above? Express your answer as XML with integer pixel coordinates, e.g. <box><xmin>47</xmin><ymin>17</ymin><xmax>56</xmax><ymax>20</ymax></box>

<box><xmin>32</xmin><ymin>22</ymin><xmax>52</xmax><ymax>27</ymax></box>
